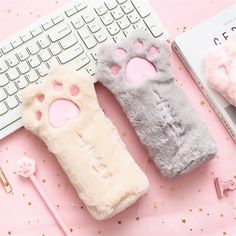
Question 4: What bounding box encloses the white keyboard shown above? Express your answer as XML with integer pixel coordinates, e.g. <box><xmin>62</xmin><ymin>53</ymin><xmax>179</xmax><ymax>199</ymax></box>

<box><xmin>0</xmin><ymin>0</ymin><xmax>168</xmax><ymax>140</ymax></box>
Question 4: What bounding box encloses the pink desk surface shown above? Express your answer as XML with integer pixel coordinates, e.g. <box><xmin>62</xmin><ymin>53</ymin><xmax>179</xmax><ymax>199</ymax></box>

<box><xmin>0</xmin><ymin>0</ymin><xmax>236</xmax><ymax>235</ymax></box>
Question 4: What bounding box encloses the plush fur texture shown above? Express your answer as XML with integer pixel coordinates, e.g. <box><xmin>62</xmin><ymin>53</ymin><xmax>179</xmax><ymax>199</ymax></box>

<box><xmin>204</xmin><ymin>32</ymin><xmax>236</xmax><ymax>106</ymax></box>
<box><xmin>96</xmin><ymin>31</ymin><xmax>217</xmax><ymax>178</ymax></box>
<box><xmin>21</xmin><ymin>67</ymin><xmax>149</xmax><ymax>220</ymax></box>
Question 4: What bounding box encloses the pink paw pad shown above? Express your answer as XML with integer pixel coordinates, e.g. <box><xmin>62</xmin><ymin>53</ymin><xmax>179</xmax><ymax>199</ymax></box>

<box><xmin>115</xmin><ymin>48</ymin><xmax>126</xmax><ymax>57</ymax></box>
<box><xmin>126</xmin><ymin>58</ymin><xmax>156</xmax><ymax>83</ymax></box>
<box><xmin>70</xmin><ymin>85</ymin><xmax>80</xmax><ymax>97</ymax></box>
<box><xmin>133</xmin><ymin>41</ymin><xmax>144</xmax><ymax>51</ymax></box>
<box><xmin>38</xmin><ymin>94</ymin><xmax>45</xmax><ymax>103</ymax></box>
<box><xmin>148</xmin><ymin>47</ymin><xmax>159</xmax><ymax>58</ymax></box>
<box><xmin>111</xmin><ymin>65</ymin><xmax>121</xmax><ymax>75</ymax></box>
<box><xmin>36</xmin><ymin>111</ymin><xmax>42</xmax><ymax>121</ymax></box>
<box><xmin>48</xmin><ymin>99</ymin><xmax>80</xmax><ymax>128</ymax></box>
<box><xmin>53</xmin><ymin>82</ymin><xmax>63</xmax><ymax>91</ymax></box>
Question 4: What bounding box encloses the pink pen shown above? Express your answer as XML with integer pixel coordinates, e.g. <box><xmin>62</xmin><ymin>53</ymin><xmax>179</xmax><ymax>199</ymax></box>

<box><xmin>16</xmin><ymin>157</ymin><xmax>73</xmax><ymax>236</ymax></box>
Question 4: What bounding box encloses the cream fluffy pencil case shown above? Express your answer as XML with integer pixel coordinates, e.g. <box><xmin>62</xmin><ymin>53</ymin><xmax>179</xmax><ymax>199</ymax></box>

<box><xmin>21</xmin><ymin>67</ymin><xmax>149</xmax><ymax>220</ymax></box>
<box><xmin>96</xmin><ymin>31</ymin><xmax>217</xmax><ymax>178</ymax></box>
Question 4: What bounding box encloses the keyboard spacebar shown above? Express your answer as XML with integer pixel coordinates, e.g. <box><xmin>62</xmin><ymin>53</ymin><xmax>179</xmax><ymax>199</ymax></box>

<box><xmin>0</xmin><ymin>106</ymin><xmax>22</xmax><ymax>130</ymax></box>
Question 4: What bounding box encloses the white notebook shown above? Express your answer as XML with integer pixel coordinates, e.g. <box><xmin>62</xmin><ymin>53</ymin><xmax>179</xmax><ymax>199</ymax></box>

<box><xmin>172</xmin><ymin>3</ymin><xmax>236</xmax><ymax>142</ymax></box>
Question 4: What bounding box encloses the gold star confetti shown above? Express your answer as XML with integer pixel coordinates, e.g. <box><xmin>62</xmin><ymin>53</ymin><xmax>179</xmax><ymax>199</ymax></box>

<box><xmin>200</xmin><ymin>100</ymin><xmax>205</xmax><ymax>106</ymax></box>
<box><xmin>182</xmin><ymin>219</ymin><xmax>186</xmax><ymax>223</ymax></box>
<box><xmin>234</xmin><ymin>176</ymin><xmax>236</xmax><ymax>180</ymax></box>
<box><xmin>28</xmin><ymin>201</ymin><xmax>32</xmax><ymax>206</ymax></box>
<box><xmin>153</xmin><ymin>202</ymin><xmax>158</xmax><ymax>209</ymax></box>
<box><xmin>169</xmin><ymin>186</ymin><xmax>176</xmax><ymax>192</ymax></box>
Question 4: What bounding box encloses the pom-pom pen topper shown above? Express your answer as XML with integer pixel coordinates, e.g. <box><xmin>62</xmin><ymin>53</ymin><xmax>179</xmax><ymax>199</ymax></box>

<box><xmin>17</xmin><ymin>156</ymin><xmax>73</xmax><ymax>236</ymax></box>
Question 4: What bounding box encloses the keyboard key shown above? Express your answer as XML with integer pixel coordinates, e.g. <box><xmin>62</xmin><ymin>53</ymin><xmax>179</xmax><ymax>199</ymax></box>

<box><xmin>0</xmin><ymin>74</ymin><xmax>9</xmax><ymax>87</ymax></box>
<box><xmin>36</xmin><ymin>64</ymin><xmax>49</xmax><ymax>77</ymax></box>
<box><xmin>11</xmin><ymin>37</ymin><xmax>23</xmax><ymax>48</ymax></box>
<box><xmin>28</xmin><ymin>55</ymin><xmax>41</xmax><ymax>68</ymax></box>
<box><xmin>60</xmin><ymin>34</ymin><xmax>78</xmax><ymax>49</ymax></box>
<box><xmin>38</xmin><ymin>49</ymin><xmax>52</xmax><ymax>62</ymax></box>
<box><xmin>6</xmin><ymin>54</ymin><xmax>19</xmax><ymax>67</ymax></box>
<box><xmin>0</xmin><ymin>105</ymin><xmax>21</xmax><ymax>129</ymax></box>
<box><xmin>25</xmin><ymin>70</ymin><xmax>39</xmax><ymax>83</ymax></box>
<box><xmin>74</xmin><ymin>1</ymin><xmax>87</xmax><ymax>11</ymax></box>
<box><xmin>71</xmin><ymin>15</ymin><xmax>85</xmax><ymax>29</ymax></box>
<box><xmin>90</xmin><ymin>49</ymin><xmax>98</xmax><ymax>60</ymax></box>
<box><xmin>86</xmin><ymin>64</ymin><xmax>96</xmax><ymax>75</ymax></box>
<box><xmin>117</xmin><ymin>0</ymin><xmax>128</xmax><ymax>3</ymax></box>
<box><xmin>5</xmin><ymin>82</ymin><xmax>18</xmax><ymax>95</ymax></box>
<box><xmin>0</xmin><ymin>88</ymin><xmax>7</xmax><ymax>101</ymax></box>
<box><xmin>127</xmin><ymin>10</ymin><xmax>140</xmax><ymax>23</ymax></box>
<box><xmin>101</xmin><ymin>12</ymin><xmax>114</xmax><ymax>26</ymax></box>
<box><xmin>94</xmin><ymin>30</ymin><xmax>107</xmax><ymax>43</ymax></box>
<box><xmin>6</xmin><ymin>95</ymin><xmax>19</xmax><ymax>108</ymax></box>
<box><xmin>0</xmin><ymin>102</ymin><xmax>8</xmax><ymax>115</ymax></box>
<box><xmin>42</xmin><ymin>20</ymin><xmax>54</xmax><ymax>30</ymax></box>
<box><xmin>52</xmin><ymin>14</ymin><xmax>64</xmax><ymax>24</ymax></box>
<box><xmin>65</xmin><ymin>7</ymin><xmax>77</xmax><ymax>17</ymax></box>
<box><xmin>123</xmin><ymin>25</ymin><xmax>135</xmax><ymax>36</ymax></box>
<box><xmin>95</xmin><ymin>5</ymin><xmax>108</xmax><ymax>16</ymax></box>
<box><xmin>17</xmin><ymin>61</ymin><xmax>30</xmax><ymax>74</ymax></box>
<box><xmin>0</xmin><ymin>60</ymin><xmax>9</xmax><ymax>73</ymax></box>
<box><xmin>133</xmin><ymin>19</ymin><xmax>147</xmax><ymax>31</ymax></box>
<box><xmin>28</xmin><ymin>42</ymin><xmax>40</xmax><ymax>55</ymax></box>
<box><xmin>38</xmin><ymin>36</ymin><xmax>51</xmax><ymax>49</ymax></box>
<box><xmin>144</xmin><ymin>16</ymin><xmax>163</xmax><ymax>37</ymax></box>
<box><xmin>82</xmin><ymin>11</ymin><xmax>95</xmax><ymax>23</ymax></box>
<box><xmin>78</xmin><ymin>27</ymin><xmax>97</xmax><ymax>49</ymax></box>
<box><xmin>131</xmin><ymin>0</ymin><xmax>150</xmax><ymax>17</ymax></box>
<box><xmin>49</xmin><ymin>43</ymin><xmax>62</xmax><ymax>56</ymax></box>
<box><xmin>88</xmin><ymin>20</ymin><xmax>102</xmax><ymax>33</ymax></box>
<box><xmin>47</xmin><ymin>58</ymin><xmax>60</xmax><ymax>70</ymax></box>
<box><xmin>48</xmin><ymin>24</ymin><xmax>71</xmax><ymax>42</ymax></box>
<box><xmin>105</xmin><ymin>0</ymin><xmax>118</xmax><ymax>10</ymax></box>
<box><xmin>111</xmin><ymin>7</ymin><xmax>124</xmax><ymax>19</ymax></box>
<box><xmin>7</xmin><ymin>68</ymin><xmax>20</xmax><ymax>80</ymax></box>
<box><xmin>121</xmin><ymin>1</ymin><xmax>134</xmax><ymax>13</ymax></box>
<box><xmin>31</xmin><ymin>26</ymin><xmax>43</xmax><ymax>37</ymax></box>
<box><xmin>117</xmin><ymin>16</ymin><xmax>130</xmax><ymax>29</ymax></box>
<box><xmin>113</xmin><ymin>31</ymin><xmax>125</xmax><ymax>43</ymax></box>
<box><xmin>67</xmin><ymin>54</ymin><xmax>90</xmax><ymax>71</ymax></box>
<box><xmin>17</xmin><ymin>48</ymin><xmax>30</xmax><ymax>61</ymax></box>
<box><xmin>107</xmin><ymin>22</ymin><xmax>120</xmax><ymax>35</ymax></box>
<box><xmin>58</xmin><ymin>44</ymin><xmax>84</xmax><ymax>64</ymax></box>
<box><xmin>15</xmin><ymin>77</ymin><xmax>29</xmax><ymax>89</ymax></box>
<box><xmin>1</xmin><ymin>43</ymin><xmax>13</xmax><ymax>54</ymax></box>
<box><xmin>21</xmin><ymin>32</ymin><xmax>33</xmax><ymax>42</ymax></box>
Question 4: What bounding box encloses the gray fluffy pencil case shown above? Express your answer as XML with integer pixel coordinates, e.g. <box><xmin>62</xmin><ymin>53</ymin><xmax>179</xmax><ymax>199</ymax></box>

<box><xmin>96</xmin><ymin>31</ymin><xmax>217</xmax><ymax>178</ymax></box>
